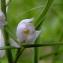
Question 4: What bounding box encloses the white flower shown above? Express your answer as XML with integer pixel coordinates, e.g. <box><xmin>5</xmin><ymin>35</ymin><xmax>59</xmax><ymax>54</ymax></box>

<box><xmin>16</xmin><ymin>18</ymin><xmax>40</xmax><ymax>44</ymax></box>
<box><xmin>0</xmin><ymin>29</ymin><xmax>5</xmax><ymax>58</ymax></box>
<box><xmin>0</xmin><ymin>11</ymin><xmax>5</xmax><ymax>29</ymax></box>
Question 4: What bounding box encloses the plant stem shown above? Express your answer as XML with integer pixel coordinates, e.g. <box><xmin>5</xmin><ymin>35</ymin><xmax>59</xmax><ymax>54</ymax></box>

<box><xmin>34</xmin><ymin>46</ymin><xmax>38</xmax><ymax>63</ymax></box>
<box><xmin>33</xmin><ymin>33</ymin><xmax>41</xmax><ymax>63</ymax></box>
<box><xmin>1</xmin><ymin>0</ymin><xmax>13</xmax><ymax>63</ymax></box>
<box><xmin>35</xmin><ymin>0</ymin><xmax>54</xmax><ymax>29</ymax></box>
<box><xmin>0</xmin><ymin>43</ymin><xmax>63</xmax><ymax>50</ymax></box>
<box><xmin>23</xmin><ymin>43</ymin><xmax>63</xmax><ymax>48</ymax></box>
<box><xmin>34</xmin><ymin>0</ymin><xmax>54</xmax><ymax>62</ymax></box>
<box><xmin>1</xmin><ymin>0</ymin><xmax>6</xmax><ymax>16</ymax></box>
<box><xmin>14</xmin><ymin>47</ymin><xmax>25</xmax><ymax>63</ymax></box>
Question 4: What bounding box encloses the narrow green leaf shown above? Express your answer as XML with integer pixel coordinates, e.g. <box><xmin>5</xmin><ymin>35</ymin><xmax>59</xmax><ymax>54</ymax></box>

<box><xmin>1</xmin><ymin>0</ymin><xmax>14</xmax><ymax>63</ymax></box>
<box><xmin>35</xmin><ymin>0</ymin><xmax>54</xmax><ymax>29</ymax></box>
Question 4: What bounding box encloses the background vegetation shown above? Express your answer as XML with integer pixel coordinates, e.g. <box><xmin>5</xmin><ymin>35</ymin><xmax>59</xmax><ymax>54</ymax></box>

<box><xmin>0</xmin><ymin>0</ymin><xmax>63</xmax><ymax>63</ymax></box>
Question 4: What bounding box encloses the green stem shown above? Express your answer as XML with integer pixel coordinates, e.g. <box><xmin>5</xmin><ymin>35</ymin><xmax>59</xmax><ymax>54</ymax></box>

<box><xmin>35</xmin><ymin>0</ymin><xmax>54</xmax><ymax>29</ymax></box>
<box><xmin>0</xmin><ymin>43</ymin><xmax>63</xmax><ymax>50</ymax></box>
<box><xmin>14</xmin><ymin>47</ymin><xmax>25</xmax><ymax>63</ymax></box>
<box><xmin>34</xmin><ymin>47</ymin><xmax>38</xmax><ymax>63</ymax></box>
<box><xmin>1</xmin><ymin>0</ymin><xmax>13</xmax><ymax>63</ymax></box>
<box><xmin>1</xmin><ymin>0</ymin><xmax>6</xmax><ymax>16</ymax></box>
<box><xmin>34</xmin><ymin>33</ymin><xmax>41</xmax><ymax>63</ymax></box>
<box><xmin>23</xmin><ymin>43</ymin><xmax>63</xmax><ymax>48</ymax></box>
<box><xmin>14</xmin><ymin>41</ymin><xmax>26</xmax><ymax>63</ymax></box>
<box><xmin>34</xmin><ymin>0</ymin><xmax>54</xmax><ymax>62</ymax></box>
<box><xmin>3</xmin><ymin>29</ymin><xmax>14</xmax><ymax>63</ymax></box>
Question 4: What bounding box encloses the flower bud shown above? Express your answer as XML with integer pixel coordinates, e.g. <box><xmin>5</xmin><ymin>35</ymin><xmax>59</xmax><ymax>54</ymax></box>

<box><xmin>16</xmin><ymin>19</ymin><xmax>36</xmax><ymax>43</ymax></box>
<box><xmin>0</xmin><ymin>11</ymin><xmax>5</xmax><ymax>28</ymax></box>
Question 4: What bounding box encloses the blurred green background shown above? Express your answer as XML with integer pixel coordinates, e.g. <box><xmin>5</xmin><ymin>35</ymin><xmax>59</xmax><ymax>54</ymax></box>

<box><xmin>1</xmin><ymin>0</ymin><xmax>63</xmax><ymax>63</ymax></box>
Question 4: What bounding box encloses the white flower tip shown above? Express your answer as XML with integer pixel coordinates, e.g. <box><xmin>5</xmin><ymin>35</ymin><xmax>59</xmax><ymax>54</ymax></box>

<box><xmin>36</xmin><ymin>31</ymin><xmax>41</xmax><ymax>38</ymax></box>
<box><xmin>28</xmin><ymin>17</ymin><xmax>34</xmax><ymax>20</ymax></box>
<box><xmin>21</xmin><ymin>18</ymin><xmax>34</xmax><ymax>24</ymax></box>
<box><xmin>0</xmin><ymin>11</ymin><xmax>5</xmax><ymax>17</ymax></box>
<box><xmin>0</xmin><ymin>29</ymin><xmax>4</xmax><ymax>44</ymax></box>
<box><xmin>32</xmin><ymin>31</ymin><xmax>41</xmax><ymax>42</ymax></box>
<box><xmin>0</xmin><ymin>11</ymin><xmax>5</xmax><ymax>28</ymax></box>
<box><xmin>0</xmin><ymin>29</ymin><xmax>5</xmax><ymax>58</ymax></box>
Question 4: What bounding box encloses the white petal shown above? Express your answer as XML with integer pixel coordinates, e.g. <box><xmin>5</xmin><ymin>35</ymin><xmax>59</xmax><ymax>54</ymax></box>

<box><xmin>27</xmin><ymin>32</ymin><xmax>36</xmax><ymax>43</ymax></box>
<box><xmin>0</xmin><ymin>29</ymin><xmax>5</xmax><ymax>58</ymax></box>
<box><xmin>30</xmin><ymin>31</ymin><xmax>41</xmax><ymax>43</ymax></box>
<box><xmin>0</xmin><ymin>11</ymin><xmax>5</xmax><ymax>28</ymax></box>
<box><xmin>16</xmin><ymin>24</ymin><xmax>27</xmax><ymax>42</ymax></box>
<box><xmin>18</xmin><ymin>18</ymin><xmax>33</xmax><ymax>25</ymax></box>
<box><xmin>35</xmin><ymin>31</ymin><xmax>41</xmax><ymax>39</ymax></box>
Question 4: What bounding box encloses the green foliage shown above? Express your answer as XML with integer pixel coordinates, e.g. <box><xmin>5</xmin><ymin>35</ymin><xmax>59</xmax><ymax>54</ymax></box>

<box><xmin>0</xmin><ymin>0</ymin><xmax>63</xmax><ymax>63</ymax></box>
